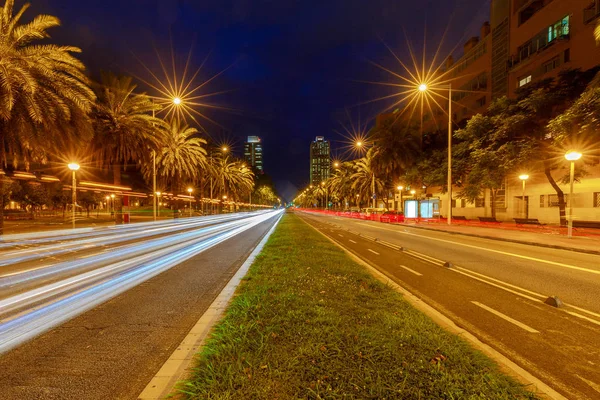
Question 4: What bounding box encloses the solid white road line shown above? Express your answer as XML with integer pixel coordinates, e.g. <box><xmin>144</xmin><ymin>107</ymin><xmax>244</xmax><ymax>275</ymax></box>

<box><xmin>399</xmin><ymin>265</ymin><xmax>422</xmax><ymax>276</ymax></box>
<box><xmin>455</xmin><ymin>266</ymin><xmax>547</xmax><ymax>299</ymax></box>
<box><xmin>348</xmin><ymin>239</ymin><xmax>357</xmax><ymax>244</ymax></box>
<box><xmin>454</xmin><ymin>270</ymin><xmax>542</xmax><ymax>303</ymax></box>
<box><xmin>338</xmin><ymin>234</ymin><xmax>344</xmax><ymax>238</ymax></box>
<box><xmin>471</xmin><ymin>301</ymin><xmax>539</xmax><ymax>333</ymax></box>
<box><xmin>359</xmin><ymin>222</ymin><xmax>600</xmax><ymax>276</ymax></box>
<box><xmin>367</xmin><ymin>249</ymin><xmax>380</xmax><ymax>255</ymax></box>
<box><xmin>566</xmin><ymin>311</ymin><xmax>600</xmax><ymax>327</ymax></box>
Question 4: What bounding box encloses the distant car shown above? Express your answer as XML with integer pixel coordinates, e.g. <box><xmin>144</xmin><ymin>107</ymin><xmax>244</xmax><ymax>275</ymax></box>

<box><xmin>380</xmin><ymin>211</ymin><xmax>405</xmax><ymax>223</ymax></box>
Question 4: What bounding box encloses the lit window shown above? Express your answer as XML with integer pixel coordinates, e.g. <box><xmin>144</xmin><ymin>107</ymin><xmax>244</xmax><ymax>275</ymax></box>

<box><xmin>519</xmin><ymin>75</ymin><xmax>532</xmax><ymax>87</ymax></box>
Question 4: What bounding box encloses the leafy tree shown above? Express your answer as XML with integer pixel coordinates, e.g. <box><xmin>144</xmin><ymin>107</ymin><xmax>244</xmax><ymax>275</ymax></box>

<box><xmin>328</xmin><ymin>162</ymin><xmax>354</xmax><ymax>209</ymax></box>
<box><xmin>0</xmin><ymin>0</ymin><xmax>95</xmax><ymax>233</ymax></box>
<box><xmin>90</xmin><ymin>72</ymin><xmax>166</xmax><ymax>223</ymax></box>
<box><xmin>454</xmin><ymin>103</ymin><xmax>534</xmax><ymax>218</ymax></box>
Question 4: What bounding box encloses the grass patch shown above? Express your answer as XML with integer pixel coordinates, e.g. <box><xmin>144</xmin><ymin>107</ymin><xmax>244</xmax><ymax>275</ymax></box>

<box><xmin>179</xmin><ymin>213</ymin><xmax>538</xmax><ymax>399</ymax></box>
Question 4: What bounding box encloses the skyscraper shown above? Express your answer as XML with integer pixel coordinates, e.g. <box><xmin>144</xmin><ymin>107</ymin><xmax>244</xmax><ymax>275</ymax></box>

<box><xmin>244</xmin><ymin>136</ymin><xmax>263</xmax><ymax>172</ymax></box>
<box><xmin>309</xmin><ymin>136</ymin><xmax>330</xmax><ymax>185</ymax></box>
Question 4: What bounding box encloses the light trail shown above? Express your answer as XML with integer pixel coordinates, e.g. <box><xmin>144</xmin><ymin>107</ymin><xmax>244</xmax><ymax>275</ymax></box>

<box><xmin>0</xmin><ymin>210</ymin><xmax>283</xmax><ymax>354</ymax></box>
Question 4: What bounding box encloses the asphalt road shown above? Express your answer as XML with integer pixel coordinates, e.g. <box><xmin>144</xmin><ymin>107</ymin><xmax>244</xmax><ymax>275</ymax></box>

<box><xmin>0</xmin><ymin>210</ymin><xmax>282</xmax><ymax>399</ymax></box>
<box><xmin>298</xmin><ymin>211</ymin><xmax>600</xmax><ymax>400</ymax></box>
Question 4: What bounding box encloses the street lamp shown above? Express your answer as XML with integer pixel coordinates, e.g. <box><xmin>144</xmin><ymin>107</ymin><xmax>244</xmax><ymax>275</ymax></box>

<box><xmin>565</xmin><ymin>151</ymin><xmax>582</xmax><ymax>238</ymax></box>
<box><xmin>410</xmin><ymin>189</ymin><xmax>416</xmax><ymax>196</ymax></box>
<box><xmin>68</xmin><ymin>163</ymin><xmax>80</xmax><ymax>229</ymax></box>
<box><xmin>519</xmin><ymin>174</ymin><xmax>529</xmax><ymax>218</ymax></box>
<box><xmin>419</xmin><ymin>82</ymin><xmax>452</xmax><ymax>225</ymax></box>
<box><xmin>321</xmin><ymin>181</ymin><xmax>328</xmax><ymax>210</ymax></box>
<box><xmin>173</xmin><ymin>97</ymin><xmax>182</xmax><ymax>105</ymax></box>
<box><xmin>355</xmin><ymin>140</ymin><xmax>376</xmax><ymax>209</ymax></box>
<box><xmin>397</xmin><ymin>185</ymin><xmax>404</xmax><ymax>212</ymax></box>
<box><xmin>187</xmin><ymin>187</ymin><xmax>193</xmax><ymax>217</ymax></box>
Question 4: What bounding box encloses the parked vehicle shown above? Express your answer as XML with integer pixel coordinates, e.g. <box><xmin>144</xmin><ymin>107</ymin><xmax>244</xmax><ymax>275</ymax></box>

<box><xmin>380</xmin><ymin>211</ymin><xmax>405</xmax><ymax>223</ymax></box>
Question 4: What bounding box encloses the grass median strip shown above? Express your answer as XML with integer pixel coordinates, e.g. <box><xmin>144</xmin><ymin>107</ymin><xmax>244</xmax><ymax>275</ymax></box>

<box><xmin>178</xmin><ymin>213</ymin><xmax>537</xmax><ymax>399</ymax></box>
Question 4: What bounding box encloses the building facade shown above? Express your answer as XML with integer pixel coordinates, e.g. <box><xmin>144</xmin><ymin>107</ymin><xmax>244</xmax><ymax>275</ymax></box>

<box><xmin>244</xmin><ymin>136</ymin><xmax>263</xmax><ymax>172</ymax></box>
<box><xmin>390</xmin><ymin>0</ymin><xmax>600</xmax><ymax>223</ymax></box>
<box><xmin>309</xmin><ymin>136</ymin><xmax>331</xmax><ymax>186</ymax></box>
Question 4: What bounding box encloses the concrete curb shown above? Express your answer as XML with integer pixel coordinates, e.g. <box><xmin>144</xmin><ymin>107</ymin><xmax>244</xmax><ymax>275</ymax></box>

<box><xmin>137</xmin><ymin>214</ymin><xmax>283</xmax><ymax>400</ymax></box>
<box><xmin>300</xmin><ymin>215</ymin><xmax>566</xmax><ymax>400</ymax></box>
<box><xmin>399</xmin><ymin>224</ymin><xmax>600</xmax><ymax>256</ymax></box>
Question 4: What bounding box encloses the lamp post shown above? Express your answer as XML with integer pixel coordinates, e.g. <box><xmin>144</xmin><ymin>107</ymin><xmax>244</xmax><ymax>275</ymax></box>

<box><xmin>105</xmin><ymin>196</ymin><xmax>110</xmax><ymax>215</ymax></box>
<box><xmin>397</xmin><ymin>185</ymin><xmax>404</xmax><ymax>212</ymax></box>
<box><xmin>565</xmin><ymin>151</ymin><xmax>582</xmax><ymax>238</ymax></box>
<box><xmin>321</xmin><ymin>181</ymin><xmax>327</xmax><ymax>211</ymax></box>
<box><xmin>68</xmin><ymin>163</ymin><xmax>80</xmax><ymax>229</ymax></box>
<box><xmin>156</xmin><ymin>192</ymin><xmax>161</xmax><ymax>217</ymax></box>
<box><xmin>419</xmin><ymin>82</ymin><xmax>452</xmax><ymax>225</ymax></box>
<box><xmin>519</xmin><ymin>174</ymin><xmax>529</xmax><ymax>218</ymax></box>
<box><xmin>187</xmin><ymin>187</ymin><xmax>193</xmax><ymax>217</ymax></box>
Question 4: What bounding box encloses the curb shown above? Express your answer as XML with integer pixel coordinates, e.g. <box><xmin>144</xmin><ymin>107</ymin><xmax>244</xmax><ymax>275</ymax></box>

<box><xmin>137</xmin><ymin>214</ymin><xmax>282</xmax><ymax>400</ymax></box>
<box><xmin>397</xmin><ymin>224</ymin><xmax>600</xmax><ymax>256</ymax></box>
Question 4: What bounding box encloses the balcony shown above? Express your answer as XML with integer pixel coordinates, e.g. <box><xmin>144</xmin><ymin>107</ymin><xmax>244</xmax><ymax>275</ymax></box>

<box><xmin>584</xmin><ymin>1</ymin><xmax>600</xmax><ymax>24</ymax></box>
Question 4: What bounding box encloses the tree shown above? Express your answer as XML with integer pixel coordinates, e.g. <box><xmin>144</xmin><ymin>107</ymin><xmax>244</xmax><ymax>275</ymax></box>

<box><xmin>369</xmin><ymin>120</ymin><xmax>420</xmax><ymax>184</ymax></box>
<box><xmin>454</xmin><ymin>104</ymin><xmax>534</xmax><ymax>219</ymax></box>
<box><xmin>145</xmin><ymin>119</ymin><xmax>208</xmax><ymax>192</ymax></box>
<box><xmin>328</xmin><ymin>162</ymin><xmax>354</xmax><ymax>209</ymax></box>
<box><xmin>90</xmin><ymin>72</ymin><xmax>166</xmax><ymax>223</ymax></box>
<box><xmin>351</xmin><ymin>149</ymin><xmax>386</xmax><ymax>208</ymax></box>
<box><xmin>211</xmin><ymin>154</ymin><xmax>255</xmax><ymax>202</ymax></box>
<box><xmin>0</xmin><ymin>0</ymin><xmax>95</xmax><ymax>233</ymax></box>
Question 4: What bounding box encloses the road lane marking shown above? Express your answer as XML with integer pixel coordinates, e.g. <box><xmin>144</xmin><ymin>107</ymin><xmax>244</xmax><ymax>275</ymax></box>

<box><xmin>471</xmin><ymin>301</ymin><xmax>539</xmax><ymax>333</ymax></box>
<box><xmin>338</xmin><ymin>234</ymin><xmax>344</xmax><ymax>238</ymax></box>
<box><xmin>566</xmin><ymin>311</ymin><xmax>600</xmax><ymax>327</ymax></box>
<box><xmin>453</xmin><ymin>269</ymin><xmax>542</xmax><ymax>303</ymax></box>
<box><xmin>399</xmin><ymin>265</ymin><xmax>422</xmax><ymax>276</ymax></box>
<box><xmin>367</xmin><ymin>249</ymin><xmax>380</xmax><ymax>255</ymax></box>
<box><xmin>403</xmin><ymin>249</ymin><xmax>444</xmax><ymax>266</ymax></box>
<box><xmin>567</xmin><ymin>304</ymin><xmax>600</xmax><ymax>320</ymax></box>
<box><xmin>358</xmin><ymin>223</ymin><xmax>600</xmax><ymax>276</ymax></box>
<box><xmin>348</xmin><ymin>239</ymin><xmax>357</xmax><ymax>244</ymax></box>
<box><xmin>455</xmin><ymin>266</ymin><xmax>546</xmax><ymax>299</ymax></box>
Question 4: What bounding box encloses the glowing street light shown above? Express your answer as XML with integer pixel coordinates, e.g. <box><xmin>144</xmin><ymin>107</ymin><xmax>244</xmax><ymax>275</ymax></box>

<box><xmin>187</xmin><ymin>187</ymin><xmax>193</xmax><ymax>217</ymax></box>
<box><xmin>519</xmin><ymin>174</ymin><xmax>529</xmax><ymax>218</ymax></box>
<box><xmin>173</xmin><ymin>97</ymin><xmax>182</xmax><ymax>105</ymax></box>
<box><xmin>68</xmin><ymin>163</ymin><xmax>80</xmax><ymax>229</ymax></box>
<box><xmin>565</xmin><ymin>151</ymin><xmax>582</xmax><ymax>238</ymax></box>
<box><xmin>418</xmin><ymin>83</ymin><xmax>428</xmax><ymax>92</ymax></box>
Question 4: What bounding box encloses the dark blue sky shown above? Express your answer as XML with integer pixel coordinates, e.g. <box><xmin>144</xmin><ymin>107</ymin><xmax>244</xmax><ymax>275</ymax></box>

<box><xmin>32</xmin><ymin>0</ymin><xmax>489</xmax><ymax>200</ymax></box>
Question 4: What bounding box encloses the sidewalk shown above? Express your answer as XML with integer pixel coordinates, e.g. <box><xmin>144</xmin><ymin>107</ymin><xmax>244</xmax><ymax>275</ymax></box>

<box><xmin>401</xmin><ymin>219</ymin><xmax>600</xmax><ymax>255</ymax></box>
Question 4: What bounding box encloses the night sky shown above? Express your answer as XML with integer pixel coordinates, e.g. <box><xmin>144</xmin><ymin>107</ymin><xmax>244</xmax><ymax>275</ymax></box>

<box><xmin>32</xmin><ymin>0</ymin><xmax>489</xmax><ymax>201</ymax></box>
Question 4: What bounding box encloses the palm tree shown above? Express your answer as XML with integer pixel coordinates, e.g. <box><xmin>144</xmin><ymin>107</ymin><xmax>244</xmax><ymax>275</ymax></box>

<box><xmin>351</xmin><ymin>149</ymin><xmax>386</xmax><ymax>208</ymax></box>
<box><xmin>212</xmin><ymin>154</ymin><xmax>254</xmax><ymax>202</ymax></box>
<box><xmin>369</xmin><ymin>120</ymin><xmax>420</xmax><ymax>183</ymax></box>
<box><xmin>328</xmin><ymin>162</ymin><xmax>354</xmax><ymax>209</ymax></box>
<box><xmin>90</xmin><ymin>72</ymin><xmax>166</xmax><ymax>222</ymax></box>
<box><xmin>146</xmin><ymin>120</ymin><xmax>207</xmax><ymax>192</ymax></box>
<box><xmin>0</xmin><ymin>0</ymin><xmax>95</xmax><ymax>233</ymax></box>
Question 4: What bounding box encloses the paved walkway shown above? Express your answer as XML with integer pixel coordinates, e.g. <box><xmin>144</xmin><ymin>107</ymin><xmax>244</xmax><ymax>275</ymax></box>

<box><xmin>401</xmin><ymin>219</ymin><xmax>600</xmax><ymax>255</ymax></box>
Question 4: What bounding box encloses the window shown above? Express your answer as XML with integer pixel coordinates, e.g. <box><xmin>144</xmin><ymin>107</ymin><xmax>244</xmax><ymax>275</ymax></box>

<box><xmin>476</xmin><ymin>96</ymin><xmax>486</xmax><ymax>107</ymax></box>
<box><xmin>564</xmin><ymin>48</ymin><xmax>570</xmax><ymax>63</ymax></box>
<box><xmin>519</xmin><ymin>75</ymin><xmax>532</xmax><ymax>87</ymax></box>
<box><xmin>495</xmin><ymin>184</ymin><xmax>506</xmax><ymax>209</ymax></box>
<box><xmin>548</xmin><ymin>16</ymin><xmax>569</xmax><ymax>42</ymax></box>
<box><xmin>542</xmin><ymin>56</ymin><xmax>560</xmax><ymax>74</ymax></box>
<box><xmin>475</xmin><ymin>197</ymin><xmax>485</xmax><ymax>208</ymax></box>
<box><xmin>548</xmin><ymin>194</ymin><xmax>568</xmax><ymax>207</ymax></box>
<box><xmin>594</xmin><ymin>192</ymin><xmax>600</xmax><ymax>208</ymax></box>
<box><xmin>451</xmin><ymin>199</ymin><xmax>457</xmax><ymax>208</ymax></box>
<box><xmin>539</xmin><ymin>195</ymin><xmax>545</xmax><ymax>208</ymax></box>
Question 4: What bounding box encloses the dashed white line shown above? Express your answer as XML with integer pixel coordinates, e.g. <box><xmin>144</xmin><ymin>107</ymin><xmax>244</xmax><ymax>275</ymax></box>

<box><xmin>471</xmin><ymin>301</ymin><xmax>539</xmax><ymax>333</ymax></box>
<box><xmin>399</xmin><ymin>265</ymin><xmax>422</xmax><ymax>276</ymax></box>
<box><xmin>348</xmin><ymin>239</ymin><xmax>357</xmax><ymax>244</ymax></box>
<box><xmin>367</xmin><ymin>249</ymin><xmax>380</xmax><ymax>255</ymax></box>
<box><xmin>338</xmin><ymin>234</ymin><xmax>344</xmax><ymax>238</ymax></box>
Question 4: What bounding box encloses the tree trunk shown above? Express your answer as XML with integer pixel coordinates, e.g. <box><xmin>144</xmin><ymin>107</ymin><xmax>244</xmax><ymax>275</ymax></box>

<box><xmin>490</xmin><ymin>188</ymin><xmax>497</xmax><ymax>219</ymax></box>
<box><xmin>544</xmin><ymin>161</ymin><xmax>566</xmax><ymax>226</ymax></box>
<box><xmin>113</xmin><ymin>164</ymin><xmax>123</xmax><ymax>224</ymax></box>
